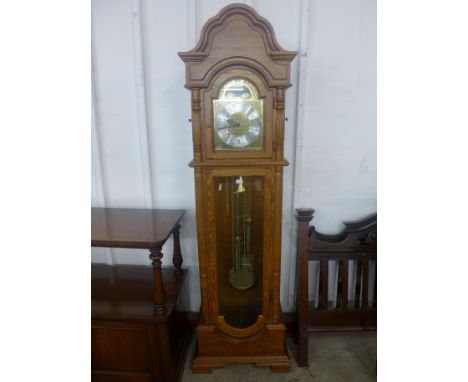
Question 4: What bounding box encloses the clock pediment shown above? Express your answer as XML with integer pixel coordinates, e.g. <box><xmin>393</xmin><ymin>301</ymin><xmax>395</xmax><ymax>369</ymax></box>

<box><xmin>179</xmin><ymin>3</ymin><xmax>297</xmax><ymax>88</ymax></box>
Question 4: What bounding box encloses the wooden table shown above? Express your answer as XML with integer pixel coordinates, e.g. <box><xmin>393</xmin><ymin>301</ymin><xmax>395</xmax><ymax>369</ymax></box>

<box><xmin>92</xmin><ymin>207</ymin><xmax>185</xmax><ymax>314</ymax></box>
<box><xmin>91</xmin><ymin>207</ymin><xmax>188</xmax><ymax>382</ymax></box>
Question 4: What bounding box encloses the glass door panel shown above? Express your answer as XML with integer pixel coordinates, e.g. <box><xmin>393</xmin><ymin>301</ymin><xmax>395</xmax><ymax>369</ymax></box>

<box><xmin>214</xmin><ymin>176</ymin><xmax>264</xmax><ymax>328</ymax></box>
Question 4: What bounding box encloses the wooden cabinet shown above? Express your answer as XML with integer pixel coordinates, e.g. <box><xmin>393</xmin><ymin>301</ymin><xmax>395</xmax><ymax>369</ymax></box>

<box><xmin>91</xmin><ymin>208</ymin><xmax>189</xmax><ymax>382</ymax></box>
<box><xmin>179</xmin><ymin>4</ymin><xmax>297</xmax><ymax>373</ymax></box>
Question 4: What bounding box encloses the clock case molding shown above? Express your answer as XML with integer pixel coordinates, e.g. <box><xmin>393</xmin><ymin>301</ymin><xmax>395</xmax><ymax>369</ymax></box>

<box><xmin>179</xmin><ymin>4</ymin><xmax>297</xmax><ymax>373</ymax></box>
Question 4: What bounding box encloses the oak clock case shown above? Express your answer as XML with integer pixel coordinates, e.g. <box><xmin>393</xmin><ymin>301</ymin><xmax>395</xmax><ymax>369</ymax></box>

<box><xmin>179</xmin><ymin>3</ymin><xmax>297</xmax><ymax>373</ymax></box>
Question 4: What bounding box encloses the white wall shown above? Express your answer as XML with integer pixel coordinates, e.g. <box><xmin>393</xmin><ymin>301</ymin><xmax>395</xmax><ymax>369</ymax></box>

<box><xmin>91</xmin><ymin>0</ymin><xmax>376</xmax><ymax>312</ymax></box>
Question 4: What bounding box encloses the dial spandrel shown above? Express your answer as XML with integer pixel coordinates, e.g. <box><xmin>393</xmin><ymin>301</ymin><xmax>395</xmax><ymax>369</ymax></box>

<box><xmin>213</xmin><ymin>78</ymin><xmax>264</xmax><ymax>150</ymax></box>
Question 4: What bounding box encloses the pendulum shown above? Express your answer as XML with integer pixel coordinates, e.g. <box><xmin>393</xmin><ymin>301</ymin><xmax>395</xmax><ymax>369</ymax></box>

<box><xmin>228</xmin><ymin>176</ymin><xmax>255</xmax><ymax>290</ymax></box>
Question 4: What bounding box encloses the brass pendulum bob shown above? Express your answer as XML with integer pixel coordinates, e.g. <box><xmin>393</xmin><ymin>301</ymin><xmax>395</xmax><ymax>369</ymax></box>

<box><xmin>228</xmin><ymin>176</ymin><xmax>255</xmax><ymax>291</ymax></box>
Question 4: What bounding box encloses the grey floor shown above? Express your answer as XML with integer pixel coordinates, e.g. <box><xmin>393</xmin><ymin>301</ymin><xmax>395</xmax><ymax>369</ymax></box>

<box><xmin>181</xmin><ymin>334</ymin><xmax>377</xmax><ymax>382</ymax></box>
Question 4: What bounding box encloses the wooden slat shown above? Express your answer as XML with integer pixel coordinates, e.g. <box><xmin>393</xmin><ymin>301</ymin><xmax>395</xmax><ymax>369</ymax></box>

<box><xmin>336</xmin><ymin>260</ymin><xmax>343</xmax><ymax>309</ymax></box>
<box><xmin>354</xmin><ymin>260</ymin><xmax>363</xmax><ymax>309</ymax></box>
<box><xmin>320</xmin><ymin>260</ymin><xmax>328</xmax><ymax>309</ymax></box>
<box><xmin>362</xmin><ymin>258</ymin><xmax>369</xmax><ymax>310</ymax></box>
<box><xmin>341</xmin><ymin>260</ymin><xmax>349</xmax><ymax>311</ymax></box>
<box><xmin>373</xmin><ymin>260</ymin><xmax>377</xmax><ymax>308</ymax></box>
<box><xmin>362</xmin><ymin>258</ymin><xmax>370</xmax><ymax>328</ymax></box>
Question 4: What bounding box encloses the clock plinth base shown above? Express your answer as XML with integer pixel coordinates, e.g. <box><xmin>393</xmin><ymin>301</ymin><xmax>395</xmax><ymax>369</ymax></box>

<box><xmin>191</xmin><ymin>323</ymin><xmax>290</xmax><ymax>373</ymax></box>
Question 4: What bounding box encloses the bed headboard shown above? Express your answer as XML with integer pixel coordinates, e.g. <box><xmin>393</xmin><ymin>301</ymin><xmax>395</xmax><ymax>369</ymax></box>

<box><xmin>309</xmin><ymin>213</ymin><xmax>377</xmax><ymax>249</ymax></box>
<box><xmin>294</xmin><ymin>208</ymin><xmax>377</xmax><ymax>367</ymax></box>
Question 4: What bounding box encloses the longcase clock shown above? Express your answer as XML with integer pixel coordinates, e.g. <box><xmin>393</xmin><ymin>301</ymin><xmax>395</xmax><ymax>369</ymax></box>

<box><xmin>179</xmin><ymin>4</ymin><xmax>296</xmax><ymax>373</ymax></box>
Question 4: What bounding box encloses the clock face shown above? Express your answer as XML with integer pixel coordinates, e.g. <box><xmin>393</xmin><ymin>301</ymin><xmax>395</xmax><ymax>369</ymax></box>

<box><xmin>213</xmin><ymin>79</ymin><xmax>263</xmax><ymax>150</ymax></box>
<box><xmin>215</xmin><ymin>101</ymin><xmax>261</xmax><ymax>148</ymax></box>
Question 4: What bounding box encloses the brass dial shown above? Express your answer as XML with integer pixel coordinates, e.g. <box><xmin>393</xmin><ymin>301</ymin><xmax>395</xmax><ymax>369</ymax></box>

<box><xmin>216</xmin><ymin>102</ymin><xmax>261</xmax><ymax>148</ymax></box>
<box><xmin>213</xmin><ymin>78</ymin><xmax>263</xmax><ymax>150</ymax></box>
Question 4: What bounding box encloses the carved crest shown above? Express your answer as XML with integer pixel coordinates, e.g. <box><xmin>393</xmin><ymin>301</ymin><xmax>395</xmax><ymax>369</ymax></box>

<box><xmin>309</xmin><ymin>213</ymin><xmax>377</xmax><ymax>250</ymax></box>
<box><xmin>178</xmin><ymin>4</ymin><xmax>297</xmax><ymax>88</ymax></box>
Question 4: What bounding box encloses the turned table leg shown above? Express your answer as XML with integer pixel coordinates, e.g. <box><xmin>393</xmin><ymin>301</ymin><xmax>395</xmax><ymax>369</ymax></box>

<box><xmin>149</xmin><ymin>246</ymin><xmax>166</xmax><ymax>314</ymax></box>
<box><xmin>172</xmin><ymin>223</ymin><xmax>183</xmax><ymax>277</ymax></box>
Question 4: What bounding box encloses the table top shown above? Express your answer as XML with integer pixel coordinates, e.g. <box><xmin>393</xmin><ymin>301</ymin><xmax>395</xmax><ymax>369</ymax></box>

<box><xmin>91</xmin><ymin>207</ymin><xmax>185</xmax><ymax>249</ymax></box>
